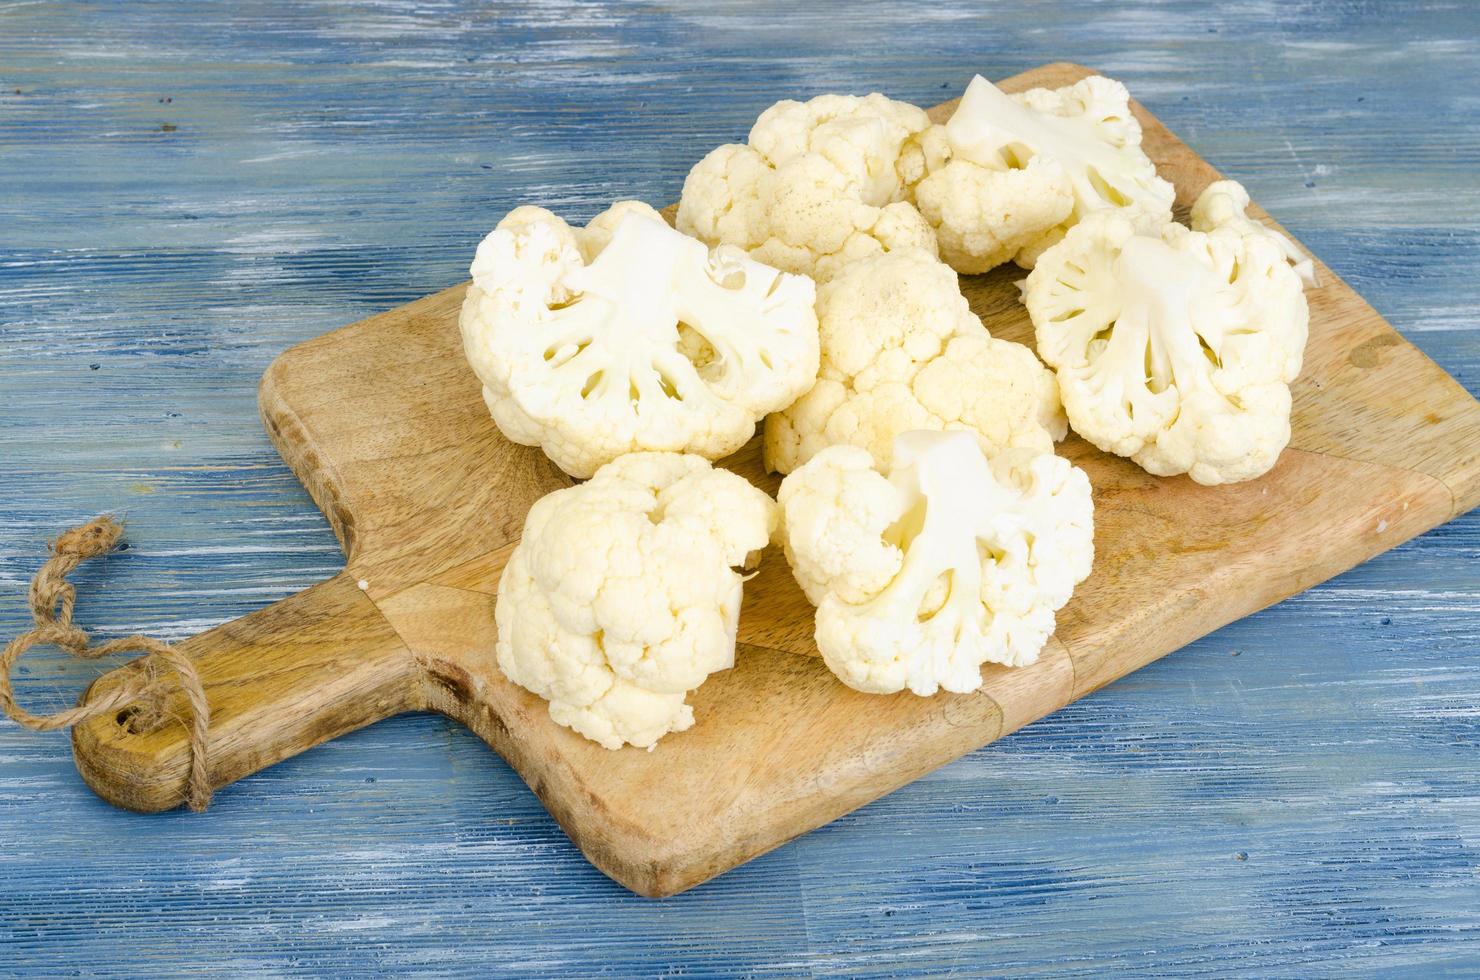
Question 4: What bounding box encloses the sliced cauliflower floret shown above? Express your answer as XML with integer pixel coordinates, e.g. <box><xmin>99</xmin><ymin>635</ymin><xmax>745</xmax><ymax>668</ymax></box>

<box><xmin>1191</xmin><ymin>179</ymin><xmax>1319</xmax><ymax>288</ymax></box>
<box><xmin>677</xmin><ymin>93</ymin><xmax>939</xmax><ymax>283</ymax></box>
<box><xmin>764</xmin><ymin>248</ymin><xmax>1064</xmax><ymax>474</ymax></box>
<box><xmin>460</xmin><ymin>201</ymin><xmax>819</xmax><ymax>478</ymax></box>
<box><xmin>912</xmin><ymin>74</ymin><xmax>1173</xmax><ymax>273</ymax></box>
<box><xmin>495</xmin><ymin>452</ymin><xmax>778</xmax><ymax>749</ymax></box>
<box><xmin>779</xmin><ymin>431</ymin><xmax>1094</xmax><ymax>696</ymax></box>
<box><xmin>1025</xmin><ymin>211</ymin><xmax>1309</xmax><ymax>485</ymax></box>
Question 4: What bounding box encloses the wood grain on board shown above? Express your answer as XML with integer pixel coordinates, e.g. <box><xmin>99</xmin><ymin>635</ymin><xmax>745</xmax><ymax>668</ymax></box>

<box><xmin>68</xmin><ymin>63</ymin><xmax>1480</xmax><ymax>897</ymax></box>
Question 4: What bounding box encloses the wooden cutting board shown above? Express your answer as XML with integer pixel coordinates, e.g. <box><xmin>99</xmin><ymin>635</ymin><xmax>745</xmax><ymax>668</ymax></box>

<box><xmin>71</xmin><ymin>62</ymin><xmax>1480</xmax><ymax>897</ymax></box>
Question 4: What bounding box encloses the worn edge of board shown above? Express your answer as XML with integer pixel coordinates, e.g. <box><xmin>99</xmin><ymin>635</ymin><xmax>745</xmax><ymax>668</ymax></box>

<box><xmin>68</xmin><ymin>62</ymin><xmax>1480</xmax><ymax>897</ymax></box>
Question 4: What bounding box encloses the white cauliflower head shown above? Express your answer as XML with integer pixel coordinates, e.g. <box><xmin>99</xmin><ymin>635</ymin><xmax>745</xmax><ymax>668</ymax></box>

<box><xmin>676</xmin><ymin>93</ymin><xmax>939</xmax><ymax>283</ymax></box>
<box><xmin>495</xmin><ymin>452</ymin><xmax>778</xmax><ymax>749</ymax></box>
<box><xmin>460</xmin><ymin>200</ymin><xmax>819</xmax><ymax>478</ymax></box>
<box><xmin>912</xmin><ymin>74</ymin><xmax>1173</xmax><ymax>273</ymax></box>
<box><xmin>1025</xmin><ymin>211</ymin><xmax>1309</xmax><ymax>485</ymax></box>
<box><xmin>1191</xmin><ymin>179</ymin><xmax>1319</xmax><ymax>288</ymax></box>
<box><xmin>779</xmin><ymin>431</ymin><xmax>1094</xmax><ymax>696</ymax></box>
<box><xmin>764</xmin><ymin>248</ymin><xmax>1064</xmax><ymax>474</ymax></box>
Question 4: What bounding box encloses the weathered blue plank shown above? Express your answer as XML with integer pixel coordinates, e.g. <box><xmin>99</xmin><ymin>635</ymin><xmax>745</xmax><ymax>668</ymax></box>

<box><xmin>2</xmin><ymin>0</ymin><xmax>1479</xmax><ymax>975</ymax></box>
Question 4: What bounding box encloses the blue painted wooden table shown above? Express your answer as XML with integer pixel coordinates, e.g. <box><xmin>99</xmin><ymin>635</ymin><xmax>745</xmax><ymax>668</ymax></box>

<box><xmin>3</xmin><ymin>1</ymin><xmax>1479</xmax><ymax>974</ymax></box>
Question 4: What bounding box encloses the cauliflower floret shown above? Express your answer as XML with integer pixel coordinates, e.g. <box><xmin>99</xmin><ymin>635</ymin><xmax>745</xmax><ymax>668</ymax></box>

<box><xmin>764</xmin><ymin>249</ymin><xmax>1064</xmax><ymax>474</ymax></box>
<box><xmin>912</xmin><ymin>74</ymin><xmax>1173</xmax><ymax>273</ymax></box>
<box><xmin>773</xmin><ymin>445</ymin><xmax>906</xmax><ymax>607</ymax></box>
<box><xmin>1192</xmin><ymin>179</ymin><xmax>1319</xmax><ymax>288</ymax></box>
<box><xmin>460</xmin><ymin>201</ymin><xmax>819</xmax><ymax>478</ymax></box>
<box><xmin>495</xmin><ymin>452</ymin><xmax>778</xmax><ymax>749</ymax></box>
<box><xmin>779</xmin><ymin>431</ymin><xmax>1094</xmax><ymax>696</ymax></box>
<box><xmin>677</xmin><ymin>93</ymin><xmax>939</xmax><ymax>283</ymax></box>
<box><xmin>1025</xmin><ymin>211</ymin><xmax>1309</xmax><ymax>485</ymax></box>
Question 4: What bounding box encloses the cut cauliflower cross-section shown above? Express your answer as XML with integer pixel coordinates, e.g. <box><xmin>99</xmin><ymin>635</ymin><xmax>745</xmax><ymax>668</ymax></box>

<box><xmin>913</xmin><ymin>74</ymin><xmax>1173</xmax><ymax>273</ymax></box>
<box><xmin>1025</xmin><ymin>211</ymin><xmax>1309</xmax><ymax>485</ymax></box>
<box><xmin>495</xmin><ymin>452</ymin><xmax>778</xmax><ymax>750</ymax></box>
<box><xmin>764</xmin><ymin>248</ymin><xmax>1064</xmax><ymax>474</ymax></box>
<box><xmin>1192</xmin><ymin>179</ymin><xmax>1319</xmax><ymax>288</ymax></box>
<box><xmin>779</xmin><ymin>431</ymin><xmax>1094</xmax><ymax>696</ymax></box>
<box><xmin>677</xmin><ymin>93</ymin><xmax>939</xmax><ymax>283</ymax></box>
<box><xmin>459</xmin><ymin>200</ymin><xmax>819</xmax><ymax>478</ymax></box>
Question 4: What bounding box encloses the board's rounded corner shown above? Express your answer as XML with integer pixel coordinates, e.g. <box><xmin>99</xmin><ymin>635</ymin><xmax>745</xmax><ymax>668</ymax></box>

<box><xmin>256</xmin><ymin>350</ymin><xmax>294</xmax><ymax>436</ymax></box>
<box><xmin>585</xmin><ymin>837</ymin><xmax>711</xmax><ymax>899</ymax></box>
<box><xmin>71</xmin><ymin>685</ymin><xmax>195</xmax><ymax>815</ymax></box>
<box><xmin>255</xmin><ymin>339</ymin><xmax>317</xmax><ymax>460</ymax></box>
<box><xmin>254</xmin><ymin>349</ymin><xmax>361</xmax><ymax>559</ymax></box>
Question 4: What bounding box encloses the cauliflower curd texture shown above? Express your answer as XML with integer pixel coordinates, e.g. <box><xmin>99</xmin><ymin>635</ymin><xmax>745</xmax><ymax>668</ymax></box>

<box><xmin>1192</xmin><ymin>179</ymin><xmax>1319</xmax><ymax>288</ymax></box>
<box><xmin>457</xmin><ymin>70</ymin><xmax>1326</xmax><ymax>728</ymax></box>
<box><xmin>676</xmin><ymin>93</ymin><xmax>939</xmax><ymax>283</ymax></box>
<box><xmin>460</xmin><ymin>200</ymin><xmax>819</xmax><ymax>478</ymax></box>
<box><xmin>1025</xmin><ymin>210</ymin><xmax>1309</xmax><ymax>485</ymax></box>
<box><xmin>779</xmin><ymin>431</ymin><xmax>1094</xmax><ymax>696</ymax></box>
<box><xmin>495</xmin><ymin>453</ymin><xmax>778</xmax><ymax>749</ymax></box>
<box><xmin>764</xmin><ymin>249</ymin><xmax>1064</xmax><ymax>474</ymax></box>
<box><xmin>913</xmin><ymin>74</ymin><xmax>1173</xmax><ymax>273</ymax></box>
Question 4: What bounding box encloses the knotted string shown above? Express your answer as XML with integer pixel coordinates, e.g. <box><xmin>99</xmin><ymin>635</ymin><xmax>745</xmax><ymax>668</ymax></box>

<box><xmin>0</xmin><ymin>516</ymin><xmax>211</xmax><ymax>811</ymax></box>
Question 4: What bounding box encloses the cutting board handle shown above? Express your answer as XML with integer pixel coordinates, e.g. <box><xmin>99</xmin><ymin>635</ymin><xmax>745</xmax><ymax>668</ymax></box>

<box><xmin>71</xmin><ymin>573</ymin><xmax>419</xmax><ymax>812</ymax></box>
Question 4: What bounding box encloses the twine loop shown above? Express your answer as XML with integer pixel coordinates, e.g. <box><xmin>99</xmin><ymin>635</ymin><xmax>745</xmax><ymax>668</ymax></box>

<box><xmin>1</xmin><ymin>516</ymin><xmax>211</xmax><ymax>810</ymax></box>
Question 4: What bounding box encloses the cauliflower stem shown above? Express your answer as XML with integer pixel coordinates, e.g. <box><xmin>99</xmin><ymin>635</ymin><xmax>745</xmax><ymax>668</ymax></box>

<box><xmin>911</xmin><ymin>74</ymin><xmax>1173</xmax><ymax>273</ymax></box>
<box><xmin>460</xmin><ymin>201</ymin><xmax>818</xmax><ymax>478</ymax></box>
<box><xmin>780</xmin><ymin>431</ymin><xmax>1094</xmax><ymax>696</ymax></box>
<box><xmin>1027</xmin><ymin>211</ymin><xmax>1309</xmax><ymax>484</ymax></box>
